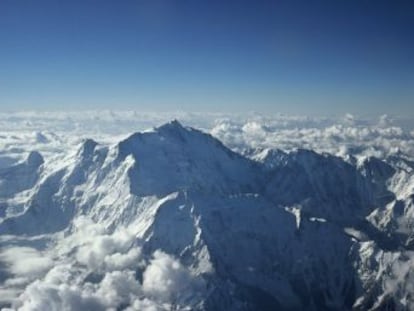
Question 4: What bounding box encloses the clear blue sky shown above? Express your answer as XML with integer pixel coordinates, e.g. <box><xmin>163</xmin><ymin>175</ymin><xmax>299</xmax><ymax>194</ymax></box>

<box><xmin>0</xmin><ymin>0</ymin><xmax>413</xmax><ymax>115</ymax></box>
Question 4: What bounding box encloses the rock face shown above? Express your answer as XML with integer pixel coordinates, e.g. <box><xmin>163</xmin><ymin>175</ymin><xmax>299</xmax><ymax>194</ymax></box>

<box><xmin>1</xmin><ymin>121</ymin><xmax>414</xmax><ymax>311</ymax></box>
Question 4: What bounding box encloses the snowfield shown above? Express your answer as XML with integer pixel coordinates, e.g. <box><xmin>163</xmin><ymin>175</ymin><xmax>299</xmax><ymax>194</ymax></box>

<box><xmin>0</xmin><ymin>112</ymin><xmax>414</xmax><ymax>311</ymax></box>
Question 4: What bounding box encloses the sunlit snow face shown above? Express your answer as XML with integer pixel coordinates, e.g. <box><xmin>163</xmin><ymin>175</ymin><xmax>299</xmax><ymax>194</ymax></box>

<box><xmin>0</xmin><ymin>217</ymin><xmax>205</xmax><ymax>311</ymax></box>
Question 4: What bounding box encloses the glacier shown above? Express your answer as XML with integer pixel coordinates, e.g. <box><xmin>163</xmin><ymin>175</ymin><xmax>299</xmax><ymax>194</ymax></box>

<box><xmin>0</xmin><ymin>118</ymin><xmax>414</xmax><ymax>310</ymax></box>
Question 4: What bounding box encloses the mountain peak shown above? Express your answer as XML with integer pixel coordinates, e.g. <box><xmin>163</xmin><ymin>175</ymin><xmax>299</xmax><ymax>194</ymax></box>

<box><xmin>117</xmin><ymin>120</ymin><xmax>191</xmax><ymax>159</ymax></box>
<box><xmin>113</xmin><ymin>120</ymin><xmax>259</xmax><ymax>196</ymax></box>
<box><xmin>155</xmin><ymin>119</ymin><xmax>188</xmax><ymax>135</ymax></box>
<box><xmin>161</xmin><ymin>119</ymin><xmax>183</xmax><ymax>128</ymax></box>
<box><xmin>26</xmin><ymin>150</ymin><xmax>44</xmax><ymax>167</ymax></box>
<box><xmin>78</xmin><ymin>139</ymin><xmax>98</xmax><ymax>158</ymax></box>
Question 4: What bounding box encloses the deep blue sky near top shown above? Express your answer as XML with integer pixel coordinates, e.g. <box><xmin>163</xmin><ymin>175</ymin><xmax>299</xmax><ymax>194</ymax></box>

<box><xmin>0</xmin><ymin>0</ymin><xmax>413</xmax><ymax>115</ymax></box>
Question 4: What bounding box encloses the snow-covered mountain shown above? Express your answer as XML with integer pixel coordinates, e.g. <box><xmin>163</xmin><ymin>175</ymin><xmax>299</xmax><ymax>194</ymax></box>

<box><xmin>1</xmin><ymin>120</ymin><xmax>414</xmax><ymax>311</ymax></box>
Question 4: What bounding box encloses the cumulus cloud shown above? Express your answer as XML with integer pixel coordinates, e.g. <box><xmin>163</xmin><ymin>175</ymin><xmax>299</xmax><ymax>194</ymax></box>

<box><xmin>58</xmin><ymin>216</ymin><xmax>142</xmax><ymax>272</ymax></box>
<box><xmin>210</xmin><ymin>118</ymin><xmax>414</xmax><ymax>160</ymax></box>
<box><xmin>2</xmin><ymin>217</ymin><xmax>205</xmax><ymax>311</ymax></box>
<box><xmin>8</xmin><ymin>253</ymin><xmax>202</xmax><ymax>311</ymax></box>
<box><xmin>95</xmin><ymin>271</ymin><xmax>142</xmax><ymax>308</ymax></box>
<box><xmin>125</xmin><ymin>298</ymin><xmax>162</xmax><ymax>311</ymax></box>
<box><xmin>13</xmin><ymin>282</ymin><xmax>104</xmax><ymax>311</ymax></box>
<box><xmin>142</xmin><ymin>250</ymin><xmax>205</xmax><ymax>304</ymax></box>
<box><xmin>74</xmin><ymin>231</ymin><xmax>140</xmax><ymax>271</ymax></box>
<box><xmin>0</xmin><ymin>247</ymin><xmax>53</xmax><ymax>279</ymax></box>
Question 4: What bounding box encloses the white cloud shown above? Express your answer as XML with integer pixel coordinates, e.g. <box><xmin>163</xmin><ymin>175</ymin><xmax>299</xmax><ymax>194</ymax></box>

<box><xmin>61</xmin><ymin>216</ymin><xmax>141</xmax><ymax>272</ymax></box>
<box><xmin>2</xmin><ymin>216</ymin><xmax>205</xmax><ymax>311</ymax></box>
<box><xmin>125</xmin><ymin>298</ymin><xmax>162</xmax><ymax>311</ymax></box>
<box><xmin>210</xmin><ymin>118</ymin><xmax>414</xmax><ymax>160</ymax></box>
<box><xmin>104</xmin><ymin>248</ymin><xmax>142</xmax><ymax>271</ymax></box>
<box><xmin>142</xmin><ymin>250</ymin><xmax>205</xmax><ymax>304</ymax></box>
<box><xmin>95</xmin><ymin>271</ymin><xmax>141</xmax><ymax>308</ymax></box>
<box><xmin>13</xmin><ymin>282</ymin><xmax>104</xmax><ymax>311</ymax></box>
<box><xmin>0</xmin><ymin>247</ymin><xmax>52</xmax><ymax>279</ymax></box>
